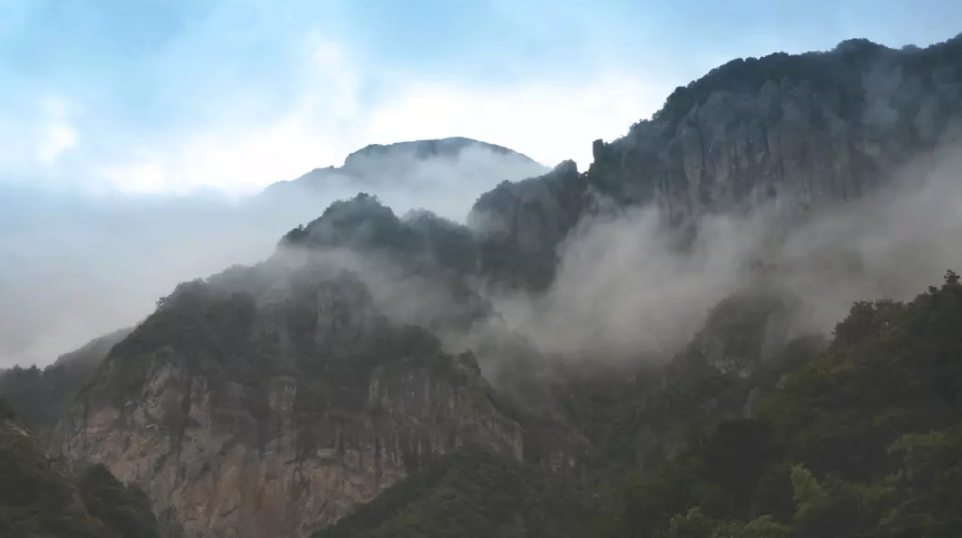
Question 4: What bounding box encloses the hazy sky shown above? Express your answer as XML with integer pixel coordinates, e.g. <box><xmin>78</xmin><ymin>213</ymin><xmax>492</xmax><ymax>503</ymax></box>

<box><xmin>2</xmin><ymin>0</ymin><xmax>960</xmax><ymax>196</ymax></box>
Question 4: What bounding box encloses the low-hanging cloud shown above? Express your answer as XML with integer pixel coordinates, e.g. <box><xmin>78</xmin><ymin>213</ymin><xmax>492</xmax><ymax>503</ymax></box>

<box><xmin>489</xmin><ymin>141</ymin><xmax>962</xmax><ymax>362</ymax></box>
<box><xmin>265</xmin><ymin>142</ymin><xmax>548</xmax><ymax>223</ymax></box>
<box><xmin>0</xmin><ymin>144</ymin><xmax>543</xmax><ymax>368</ymax></box>
<box><xmin>6</xmin><ymin>129</ymin><xmax>962</xmax><ymax>380</ymax></box>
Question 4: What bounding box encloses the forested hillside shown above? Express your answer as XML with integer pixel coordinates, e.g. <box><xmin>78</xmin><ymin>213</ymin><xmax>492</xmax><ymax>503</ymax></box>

<box><xmin>1</xmin><ymin>32</ymin><xmax>961</xmax><ymax>538</ymax></box>
<box><xmin>0</xmin><ymin>398</ymin><xmax>161</xmax><ymax>538</ymax></box>
<box><xmin>316</xmin><ymin>272</ymin><xmax>962</xmax><ymax>538</ymax></box>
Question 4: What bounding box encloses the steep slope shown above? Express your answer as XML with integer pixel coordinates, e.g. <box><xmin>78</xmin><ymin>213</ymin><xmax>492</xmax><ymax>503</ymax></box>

<box><xmin>471</xmin><ymin>35</ymin><xmax>962</xmax><ymax>289</ymax></box>
<box><xmin>591</xmin><ymin>36</ymin><xmax>962</xmax><ymax>221</ymax></box>
<box><xmin>47</xmin><ymin>34</ymin><xmax>962</xmax><ymax>538</ymax></box>
<box><xmin>312</xmin><ymin>449</ymin><xmax>598</xmax><ymax>538</ymax></box>
<box><xmin>0</xmin><ymin>329</ymin><xmax>132</xmax><ymax>437</ymax></box>
<box><xmin>56</xmin><ymin>254</ymin><xmax>524</xmax><ymax>538</ymax></box>
<box><xmin>316</xmin><ymin>273</ymin><xmax>962</xmax><ymax>538</ymax></box>
<box><xmin>0</xmin><ymin>398</ymin><xmax>161</xmax><ymax>538</ymax></box>
<box><xmin>470</xmin><ymin>160</ymin><xmax>587</xmax><ymax>291</ymax></box>
<box><xmin>604</xmin><ymin>272</ymin><xmax>962</xmax><ymax>538</ymax></box>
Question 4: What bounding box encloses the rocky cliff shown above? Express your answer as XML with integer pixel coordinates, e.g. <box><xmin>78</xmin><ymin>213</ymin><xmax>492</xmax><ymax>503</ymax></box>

<box><xmin>43</xmin><ymin>33</ymin><xmax>962</xmax><ymax>538</ymax></box>
<box><xmin>590</xmin><ymin>37</ymin><xmax>962</xmax><ymax>222</ymax></box>
<box><xmin>56</xmin><ymin>262</ymin><xmax>523</xmax><ymax>538</ymax></box>
<box><xmin>470</xmin><ymin>35</ymin><xmax>962</xmax><ymax>289</ymax></box>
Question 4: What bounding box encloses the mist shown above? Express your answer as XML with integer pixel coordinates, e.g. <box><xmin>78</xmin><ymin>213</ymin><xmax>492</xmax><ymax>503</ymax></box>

<box><xmin>7</xmin><ymin>128</ymin><xmax>961</xmax><ymax>376</ymax></box>
<box><xmin>489</xmin><ymin>141</ymin><xmax>962</xmax><ymax>362</ymax></box>
<box><xmin>262</xmin><ymin>142</ymin><xmax>549</xmax><ymax>222</ymax></box>
<box><xmin>0</xmin><ymin>143</ymin><xmax>545</xmax><ymax>368</ymax></box>
<box><xmin>216</xmin><ymin>138</ymin><xmax>962</xmax><ymax>376</ymax></box>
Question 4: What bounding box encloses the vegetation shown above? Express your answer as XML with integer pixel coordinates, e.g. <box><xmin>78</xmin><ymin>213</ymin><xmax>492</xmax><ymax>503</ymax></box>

<box><xmin>0</xmin><ymin>329</ymin><xmax>129</xmax><ymax>436</ymax></box>
<box><xmin>0</xmin><ymin>363</ymin><xmax>89</xmax><ymax>435</ymax></box>
<box><xmin>472</xmin><ymin>164</ymin><xmax>588</xmax><ymax>292</ymax></box>
<box><xmin>312</xmin><ymin>272</ymin><xmax>962</xmax><ymax>537</ymax></box>
<box><xmin>0</xmin><ymin>400</ymin><xmax>161</xmax><ymax>538</ymax></box>
<box><xmin>313</xmin><ymin>449</ymin><xmax>599</xmax><ymax>538</ymax></box>
<box><xmin>4</xmin><ymin>33</ymin><xmax>962</xmax><ymax>538</ymax></box>
<box><xmin>77</xmin><ymin>464</ymin><xmax>161</xmax><ymax>538</ymax></box>
<box><xmin>642</xmin><ymin>34</ymin><xmax>962</xmax><ymax>133</ymax></box>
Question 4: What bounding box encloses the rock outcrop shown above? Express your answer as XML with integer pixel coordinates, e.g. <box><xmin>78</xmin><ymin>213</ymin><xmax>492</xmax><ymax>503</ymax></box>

<box><xmin>56</xmin><ymin>266</ymin><xmax>523</xmax><ymax>538</ymax></box>
<box><xmin>45</xmin><ymin>34</ymin><xmax>962</xmax><ymax>538</ymax></box>
<box><xmin>589</xmin><ymin>37</ymin><xmax>962</xmax><ymax>225</ymax></box>
<box><xmin>469</xmin><ymin>160</ymin><xmax>588</xmax><ymax>291</ymax></box>
<box><xmin>469</xmin><ymin>36</ymin><xmax>962</xmax><ymax>291</ymax></box>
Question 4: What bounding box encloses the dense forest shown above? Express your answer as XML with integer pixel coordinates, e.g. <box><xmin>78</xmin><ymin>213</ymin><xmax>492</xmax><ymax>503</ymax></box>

<box><xmin>3</xmin><ymin>228</ymin><xmax>960</xmax><ymax>538</ymax></box>
<box><xmin>0</xmin><ymin>399</ymin><xmax>161</xmax><ymax>538</ymax></box>
<box><xmin>310</xmin><ymin>272</ymin><xmax>962</xmax><ymax>538</ymax></box>
<box><xmin>2</xmin><ymin>32</ymin><xmax>961</xmax><ymax>538</ymax></box>
<box><xmin>0</xmin><ymin>329</ymin><xmax>130</xmax><ymax>438</ymax></box>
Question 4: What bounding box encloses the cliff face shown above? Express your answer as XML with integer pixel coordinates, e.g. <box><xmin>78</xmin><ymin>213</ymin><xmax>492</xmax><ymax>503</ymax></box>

<box><xmin>56</xmin><ymin>263</ymin><xmax>523</xmax><ymax>538</ymax></box>
<box><xmin>589</xmin><ymin>37</ymin><xmax>962</xmax><ymax>226</ymax></box>
<box><xmin>469</xmin><ymin>36</ymin><xmax>962</xmax><ymax>291</ymax></box>
<box><xmin>46</xmin><ymin>34</ymin><xmax>962</xmax><ymax>538</ymax></box>
<box><xmin>469</xmin><ymin>160</ymin><xmax>587</xmax><ymax>291</ymax></box>
<box><xmin>59</xmin><ymin>359</ymin><xmax>520</xmax><ymax>538</ymax></box>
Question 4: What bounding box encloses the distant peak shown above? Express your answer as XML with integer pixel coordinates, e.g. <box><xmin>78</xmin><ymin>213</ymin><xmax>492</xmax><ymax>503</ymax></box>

<box><xmin>342</xmin><ymin>137</ymin><xmax>538</xmax><ymax>168</ymax></box>
<box><xmin>261</xmin><ymin>136</ymin><xmax>548</xmax><ymax>198</ymax></box>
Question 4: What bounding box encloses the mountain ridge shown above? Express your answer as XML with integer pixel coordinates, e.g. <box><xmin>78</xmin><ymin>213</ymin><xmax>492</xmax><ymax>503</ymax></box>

<box><xmin>2</xmin><ymin>34</ymin><xmax>962</xmax><ymax>538</ymax></box>
<box><xmin>261</xmin><ymin>137</ymin><xmax>548</xmax><ymax>197</ymax></box>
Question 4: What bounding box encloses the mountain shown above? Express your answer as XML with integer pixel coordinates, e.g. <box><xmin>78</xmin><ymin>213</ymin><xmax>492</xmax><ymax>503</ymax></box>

<box><xmin>0</xmin><ymin>137</ymin><xmax>546</xmax><ymax>369</ymax></box>
<box><xmin>4</xmin><ymin>33</ymin><xmax>962</xmax><ymax>538</ymax></box>
<box><xmin>311</xmin><ymin>449</ymin><xmax>599</xmax><ymax>538</ymax></box>
<box><xmin>471</xmin><ymin>35</ymin><xmax>962</xmax><ymax>290</ymax></box>
<box><xmin>258</xmin><ymin>137</ymin><xmax>549</xmax><ymax>223</ymax></box>
<box><xmin>0</xmin><ymin>329</ymin><xmax>133</xmax><ymax>439</ymax></box>
<box><xmin>55</xmin><ymin>261</ymin><xmax>526</xmax><ymax>538</ymax></box>
<box><xmin>306</xmin><ymin>271</ymin><xmax>962</xmax><ymax>538</ymax></box>
<box><xmin>263</xmin><ymin>137</ymin><xmax>546</xmax><ymax>194</ymax></box>
<box><xmin>0</xmin><ymin>397</ymin><xmax>162</xmax><ymax>538</ymax></box>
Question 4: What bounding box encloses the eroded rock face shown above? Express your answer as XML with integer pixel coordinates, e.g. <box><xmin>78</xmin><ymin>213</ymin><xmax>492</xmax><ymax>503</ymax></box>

<box><xmin>469</xmin><ymin>161</ymin><xmax>588</xmax><ymax>291</ymax></box>
<box><xmin>58</xmin><ymin>352</ymin><xmax>522</xmax><ymax>538</ymax></box>
<box><xmin>468</xmin><ymin>38</ymin><xmax>962</xmax><ymax>292</ymax></box>
<box><xmin>589</xmin><ymin>41</ymin><xmax>962</xmax><ymax>231</ymax></box>
<box><xmin>55</xmin><ymin>267</ymin><xmax>523</xmax><ymax>538</ymax></box>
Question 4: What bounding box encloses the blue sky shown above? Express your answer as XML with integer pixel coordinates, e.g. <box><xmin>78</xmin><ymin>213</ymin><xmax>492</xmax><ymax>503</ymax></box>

<box><xmin>1</xmin><ymin>0</ymin><xmax>960</xmax><ymax>195</ymax></box>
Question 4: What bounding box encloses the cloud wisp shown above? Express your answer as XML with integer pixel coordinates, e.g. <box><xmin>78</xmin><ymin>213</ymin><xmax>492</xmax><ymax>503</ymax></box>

<box><xmin>0</xmin><ymin>143</ymin><xmax>545</xmax><ymax>368</ymax></box>
<box><xmin>489</xmin><ymin>141</ymin><xmax>962</xmax><ymax>363</ymax></box>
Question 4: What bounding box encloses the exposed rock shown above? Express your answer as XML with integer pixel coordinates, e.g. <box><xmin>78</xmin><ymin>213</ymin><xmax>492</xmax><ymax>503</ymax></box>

<box><xmin>45</xmin><ymin>34</ymin><xmax>962</xmax><ymax>538</ymax></box>
<box><xmin>472</xmin><ymin>36</ymin><xmax>962</xmax><ymax>290</ymax></box>
<box><xmin>469</xmin><ymin>160</ymin><xmax>588</xmax><ymax>291</ymax></box>
<box><xmin>55</xmin><ymin>267</ymin><xmax>523</xmax><ymax>538</ymax></box>
<box><xmin>589</xmin><ymin>37</ymin><xmax>962</xmax><ymax>230</ymax></box>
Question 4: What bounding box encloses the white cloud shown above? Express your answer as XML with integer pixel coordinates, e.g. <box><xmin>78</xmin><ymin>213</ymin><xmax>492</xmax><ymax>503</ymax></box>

<box><xmin>91</xmin><ymin>38</ymin><xmax>670</xmax><ymax>196</ymax></box>
<box><xmin>365</xmin><ymin>74</ymin><xmax>668</xmax><ymax>169</ymax></box>
<box><xmin>97</xmin><ymin>161</ymin><xmax>168</xmax><ymax>194</ymax></box>
<box><xmin>37</xmin><ymin>123</ymin><xmax>78</xmax><ymax>164</ymax></box>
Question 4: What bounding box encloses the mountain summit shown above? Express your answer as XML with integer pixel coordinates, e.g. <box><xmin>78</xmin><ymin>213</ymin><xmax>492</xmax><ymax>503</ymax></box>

<box><xmin>3</xmin><ymin>35</ymin><xmax>962</xmax><ymax>538</ymax></box>
<box><xmin>262</xmin><ymin>137</ymin><xmax>548</xmax><ymax>195</ymax></box>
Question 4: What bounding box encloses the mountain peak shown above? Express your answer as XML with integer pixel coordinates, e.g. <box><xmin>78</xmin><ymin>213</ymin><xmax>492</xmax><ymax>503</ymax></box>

<box><xmin>259</xmin><ymin>137</ymin><xmax>549</xmax><ymax>212</ymax></box>
<box><xmin>342</xmin><ymin>137</ymin><xmax>536</xmax><ymax>168</ymax></box>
